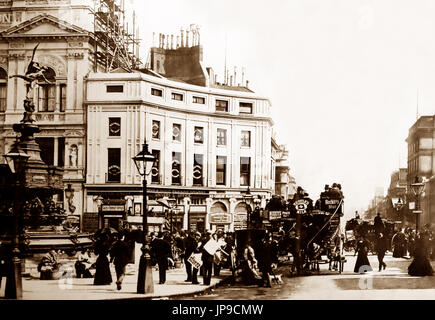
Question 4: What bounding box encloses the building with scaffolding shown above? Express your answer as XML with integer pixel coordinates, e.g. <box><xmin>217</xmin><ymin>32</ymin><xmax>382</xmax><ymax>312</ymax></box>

<box><xmin>0</xmin><ymin>0</ymin><xmax>142</xmax><ymax>226</ymax></box>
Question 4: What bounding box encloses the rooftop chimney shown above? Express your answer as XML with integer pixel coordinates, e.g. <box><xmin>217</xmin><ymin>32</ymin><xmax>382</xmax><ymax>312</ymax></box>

<box><xmin>186</xmin><ymin>29</ymin><xmax>190</xmax><ymax>47</ymax></box>
<box><xmin>171</xmin><ymin>34</ymin><xmax>174</xmax><ymax>50</ymax></box>
<box><xmin>180</xmin><ymin>27</ymin><xmax>184</xmax><ymax>47</ymax></box>
<box><xmin>176</xmin><ymin>35</ymin><xmax>180</xmax><ymax>49</ymax></box>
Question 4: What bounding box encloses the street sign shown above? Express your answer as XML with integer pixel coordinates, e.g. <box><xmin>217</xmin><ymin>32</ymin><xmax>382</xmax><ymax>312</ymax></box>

<box><xmin>294</xmin><ymin>199</ymin><xmax>309</xmax><ymax>214</ymax></box>
<box><xmin>269</xmin><ymin>211</ymin><xmax>282</xmax><ymax>220</ymax></box>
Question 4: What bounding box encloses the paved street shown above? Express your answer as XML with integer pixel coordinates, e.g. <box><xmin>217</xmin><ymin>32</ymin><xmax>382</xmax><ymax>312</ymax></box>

<box><xmin>189</xmin><ymin>253</ymin><xmax>435</xmax><ymax>300</ymax></box>
<box><xmin>0</xmin><ymin>244</ymin><xmax>231</xmax><ymax>300</ymax></box>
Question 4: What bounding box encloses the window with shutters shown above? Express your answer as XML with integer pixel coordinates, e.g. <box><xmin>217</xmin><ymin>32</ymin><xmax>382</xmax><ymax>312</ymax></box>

<box><xmin>216</xmin><ymin>99</ymin><xmax>229</xmax><ymax>112</ymax></box>
<box><xmin>172</xmin><ymin>152</ymin><xmax>182</xmax><ymax>185</ymax></box>
<box><xmin>193</xmin><ymin>154</ymin><xmax>203</xmax><ymax>186</ymax></box>
<box><xmin>151</xmin><ymin>150</ymin><xmax>160</xmax><ymax>184</ymax></box>
<box><xmin>216</xmin><ymin>156</ymin><xmax>226</xmax><ymax>185</ymax></box>
<box><xmin>240</xmin><ymin>157</ymin><xmax>251</xmax><ymax>186</ymax></box>
<box><xmin>0</xmin><ymin>68</ymin><xmax>7</xmax><ymax>112</ymax></box>
<box><xmin>60</xmin><ymin>84</ymin><xmax>66</xmax><ymax>112</ymax></box>
<box><xmin>37</xmin><ymin>67</ymin><xmax>56</xmax><ymax>112</ymax></box>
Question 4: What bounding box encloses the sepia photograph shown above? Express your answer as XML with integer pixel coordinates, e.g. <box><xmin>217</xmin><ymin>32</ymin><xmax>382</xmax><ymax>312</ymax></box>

<box><xmin>1</xmin><ymin>0</ymin><xmax>435</xmax><ymax>306</ymax></box>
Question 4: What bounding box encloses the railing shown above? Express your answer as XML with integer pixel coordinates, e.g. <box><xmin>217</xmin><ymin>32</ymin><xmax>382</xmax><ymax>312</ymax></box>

<box><xmin>306</xmin><ymin>199</ymin><xmax>344</xmax><ymax>249</ymax></box>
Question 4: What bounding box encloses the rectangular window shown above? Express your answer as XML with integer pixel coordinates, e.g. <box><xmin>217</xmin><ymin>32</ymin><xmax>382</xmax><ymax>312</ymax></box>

<box><xmin>38</xmin><ymin>84</ymin><xmax>55</xmax><ymax>112</ymax></box>
<box><xmin>172</xmin><ymin>92</ymin><xmax>184</xmax><ymax>101</ymax></box>
<box><xmin>193</xmin><ymin>96</ymin><xmax>205</xmax><ymax>104</ymax></box>
<box><xmin>35</xmin><ymin>138</ymin><xmax>54</xmax><ymax>165</ymax></box>
<box><xmin>152</xmin><ymin>120</ymin><xmax>160</xmax><ymax>139</ymax></box>
<box><xmin>193</xmin><ymin>154</ymin><xmax>203</xmax><ymax>186</ymax></box>
<box><xmin>59</xmin><ymin>84</ymin><xmax>66</xmax><ymax>112</ymax></box>
<box><xmin>241</xmin><ymin>130</ymin><xmax>251</xmax><ymax>147</ymax></box>
<box><xmin>151</xmin><ymin>88</ymin><xmax>163</xmax><ymax>96</ymax></box>
<box><xmin>107</xmin><ymin>148</ymin><xmax>121</xmax><ymax>182</ymax></box>
<box><xmin>216</xmin><ymin>99</ymin><xmax>228</xmax><ymax>112</ymax></box>
<box><xmin>217</xmin><ymin>128</ymin><xmax>227</xmax><ymax>146</ymax></box>
<box><xmin>109</xmin><ymin>117</ymin><xmax>121</xmax><ymax>137</ymax></box>
<box><xmin>58</xmin><ymin>137</ymin><xmax>65</xmax><ymax>167</ymax></box>
<box><xmin>194</xmin><ymin>126</ymin><xmax>204</xmax><ymax>144</ymax></box>
<box><xmin>151</xmin><ymin>150</ymin><xmax>160</xmax><ymax>184</ymax></box>
<box><xmin>106</xmin><ymin>85</ymin><xmax>123</xmax><ymax>93</ymax></box>
<box><xmin>172</xmin><ymin>152</ymin><xmax>181</xmax><ymax>185</ymax></box>
<box><xmin>240</xmin><ymin>157</ymin><xmax>251</xmax><ymax>186</ymax></box>
<box><xmin>0</xmin><ymin>82</ymin><xmax>6</xmax><ymax>112</ymax></box>
<box><xmin>216</xmin><ymin>156</ymin><xmax>226</xmax><ymax>185</ymax></box>
<box><xmin>239</xmin><ymin>102</ymin><xmax>253</xmax><ymax>114</ymax></box>
<box><xmin>172</xmin><ymin>123</ymin><xmax>181</xmax><ymax>142</ymax></box>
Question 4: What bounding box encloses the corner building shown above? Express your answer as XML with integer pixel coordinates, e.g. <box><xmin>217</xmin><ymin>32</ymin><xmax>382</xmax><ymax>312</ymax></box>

<box><xmin>85</xmin><ymin>42</ymin><xmax>274</xmax><ymax>233</ymax></box>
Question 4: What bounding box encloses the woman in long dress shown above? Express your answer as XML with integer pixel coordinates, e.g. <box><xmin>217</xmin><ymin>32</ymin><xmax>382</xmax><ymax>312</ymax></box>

<box><xmin>93</xmin><ymin>232</ymin><xmax>113</xmax><ymax>285</ymax></box>
<box><xmin>408</xmin><ymin>233</ymin><xmax>433</xmax><ymax>276</ymax></box>
<box><xmin>354</xmin><ymin>237</ymin><xmax>372</xmax><ymax>273</ymax></box>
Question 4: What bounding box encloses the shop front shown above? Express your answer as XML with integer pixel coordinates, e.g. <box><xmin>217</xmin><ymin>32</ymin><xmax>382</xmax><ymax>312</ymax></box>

<box><xmin>188</xmin><ymin>204</ymin><xmax>207</xmax><ymax>233</ymax></box>
<box><xmin>233</xmin><ymin>203</ymin><xmax>250</xmax><ymax>231</ymax></box>
<box><xmin>99</xmin><ymin>200</ymin><xmax>126</xmax><ymax>231</ymax></box>
<box><xmin>209</xmin><ymin>201</ymin><xmax>231</xmax><ymax>232</ymax></box>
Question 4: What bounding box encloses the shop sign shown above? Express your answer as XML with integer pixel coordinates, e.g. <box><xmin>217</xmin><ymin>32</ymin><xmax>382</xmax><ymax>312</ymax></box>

<box><xmin>281</xmin><ymin>211</ymin><xmax>291</xmax><ymax>218</ymax></box>
<box><xmin>233</xmin><ymin>222</ymin><xmax>247</xmax><ymax>230</ymax></box>
<box><xmin>102</xmin><ymin>204</ymin><xmax>125</xmax><ymax>212</ymax></box>
<box><xmin>210</xmin><ymin>213</ymin><xmax>231</xmax><ymax>224</ymax></box>
<box><xmin>269</xmin><ymin>211</ymin><xmax>282</xmax><ymax>220</ymax></box>
<box><xmin>233</xmin><ymin>213</ymin><xmax>247</xmax><ymax>222</ymax></box>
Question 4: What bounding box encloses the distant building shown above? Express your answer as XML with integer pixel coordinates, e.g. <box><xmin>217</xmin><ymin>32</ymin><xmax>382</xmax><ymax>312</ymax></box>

<box><xmin>271</xmin><ymin>138</ymin><xmax>295</xmax><ymax>201</ymax></box>
<box><xmin>406</xmin><ymin>116</ymin><xmax>435</xmax><ymax>227</ymax></box>
<box><xmin>386</xmin><ymin>168</ymin><xmax>408</xmax><ymax>223</ymax></box>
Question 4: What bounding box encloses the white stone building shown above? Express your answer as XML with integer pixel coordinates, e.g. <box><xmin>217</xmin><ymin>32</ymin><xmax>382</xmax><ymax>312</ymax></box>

<box><xmin>84</xmin><ymin>70</ymin><xmax>274</xmax><ymax>232</ymax></box>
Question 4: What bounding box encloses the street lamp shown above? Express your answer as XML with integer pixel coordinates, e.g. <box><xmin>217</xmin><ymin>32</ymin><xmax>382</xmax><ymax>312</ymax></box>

<box><xmin>132</xmin><ymin>141</ymin><xmax>156</xmax><ymax>294</ymax></box>
<box><xmin>410</xmin><ymin>176</ymin><xmax>425</xmax><ymax>233</ymax></box>
<box><xmin>4</xmin><ymin>142</ymin><xmax>29</xmax><ymax>299</ymax></box>
<box><xmin>243</xmin><ymin>187</ymin><xmax>253</xmax><ymax>229</ymax></box>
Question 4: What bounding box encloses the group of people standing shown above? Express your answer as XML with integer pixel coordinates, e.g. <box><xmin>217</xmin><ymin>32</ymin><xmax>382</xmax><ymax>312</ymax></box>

<box><xmin>353</xmin><ymin>213</ymin><xmax>434</xmax><ymax>277</ymax></box>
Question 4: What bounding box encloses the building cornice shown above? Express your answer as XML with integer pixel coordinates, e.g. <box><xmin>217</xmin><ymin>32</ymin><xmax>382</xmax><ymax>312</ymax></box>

<box><xmin>84</xmin><ymin>100</ymin><xmax>274</xmax><ymax>125</ymax></box>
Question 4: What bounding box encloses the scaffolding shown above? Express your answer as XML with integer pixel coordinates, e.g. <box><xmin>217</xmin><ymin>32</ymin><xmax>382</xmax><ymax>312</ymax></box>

<box><xmin>91</xmin><ymin>0</ymin><xmax>141</xmax><ymax>72</ymax></box>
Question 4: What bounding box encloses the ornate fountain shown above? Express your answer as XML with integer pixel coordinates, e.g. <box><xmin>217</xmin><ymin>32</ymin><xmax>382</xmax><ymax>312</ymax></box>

<box><xmin>1</xmin><ymin>45</ymin><xmax>92</xmax><ymax>262</ymax></box>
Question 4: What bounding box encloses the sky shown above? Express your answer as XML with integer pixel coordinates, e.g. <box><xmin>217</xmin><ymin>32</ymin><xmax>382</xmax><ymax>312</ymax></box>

<box><xmin>127</xmin><ymin>0</ymin><xmax>435</xmax><ymax>220</ymax></box>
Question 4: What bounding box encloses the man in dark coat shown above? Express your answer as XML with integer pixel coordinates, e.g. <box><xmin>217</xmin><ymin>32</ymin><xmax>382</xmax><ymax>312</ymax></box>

<box><xmin>150</xmin><ymin>232</ymin><xmax>172</xmax><ymax>284</ymax></box>
<box><xmin>257</xmin><ymin>234</ymin><xmax>274</xmax><ymax>287</ymax></box>
<box><xmin>201</xmin><ymin>231</ymin><xmax>214</xmax><ymax>285</ymax></box>
<box><xmin>110</xmin><ymin>234</ymin><xmax>130</xmax><ymax>290</ymax></box>
<box><xmin>183</xmin><ymin>231</ymin><xmax>197</xmax><ymax>282</ymax></box>
<box><xmin>190</xmin><ymin>232</ymin><xmax>202</xmax><ymax>284</ymax></box>
<box><xmin>376</xmin><ymin>233</ymin><xmax>388</xmax><ymax>271</ymax></box>
<box><xmin>374</xmin><ymin>212</ymin><xmax>385</xmax><ymax>236</ymax></box>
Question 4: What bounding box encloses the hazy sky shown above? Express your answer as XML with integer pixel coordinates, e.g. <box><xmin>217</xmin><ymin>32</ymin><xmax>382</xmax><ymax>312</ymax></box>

<box><xmin>129</xmin><ymin>0</ymin><xmax>435</xmax><ymax>220</ymax></box>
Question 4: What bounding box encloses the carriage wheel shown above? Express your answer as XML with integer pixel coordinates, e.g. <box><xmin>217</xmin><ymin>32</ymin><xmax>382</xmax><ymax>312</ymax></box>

<box><xmin>230</xmin><ymin>250</ymin><xmax>237</xmax><ymax>283</ymax></box>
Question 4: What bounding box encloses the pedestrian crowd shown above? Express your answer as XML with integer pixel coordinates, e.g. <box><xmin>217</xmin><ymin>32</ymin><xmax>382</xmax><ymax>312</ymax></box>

<box><xmin>352</xmin><ymin>212</ymin><xmax>434</xmax><ymax>277</ymax></box>
<box><xmin>32</xmin><ymin>227</ymin><xmax>244</xmax><ymax>291</ymax></box>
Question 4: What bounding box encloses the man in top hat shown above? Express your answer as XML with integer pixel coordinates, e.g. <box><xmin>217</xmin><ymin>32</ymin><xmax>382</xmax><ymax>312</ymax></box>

<box><xmin>150</xmin><ymin>232</ymin><xmax>172</xmax><ymax>284</ymax></box>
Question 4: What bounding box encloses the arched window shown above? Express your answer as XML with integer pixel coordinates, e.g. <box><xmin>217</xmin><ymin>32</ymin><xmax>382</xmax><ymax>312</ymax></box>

<box><xmin>37</xmin><ymin>67</ymin><xmax>56</xmax><ymax>112</ymax></box>
<box><xmin>0</xmin><ymin>68</ymin><xmax>7</xmax><ymax>112</ymax></box>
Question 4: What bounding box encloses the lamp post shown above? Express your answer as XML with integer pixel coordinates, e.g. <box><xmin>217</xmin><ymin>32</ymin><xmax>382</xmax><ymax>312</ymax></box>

<box><xmin>132</xmin><ymin>141</ymin><xmax>156</xmax><ymax>294</ymax></box>
<box><xmin>410</xmin><ymin>176</ymin><xmax>425</xmax><ymax>233</ymax></box>
<box><xmin>4</xmin><ymin>142</ymin><xmax>30</xmax><ymax>299</ymax></box>
<box><xmin>243</xmin><ymin>187</ymin><xmax>253</xmax><ymax>229</ymax></box>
